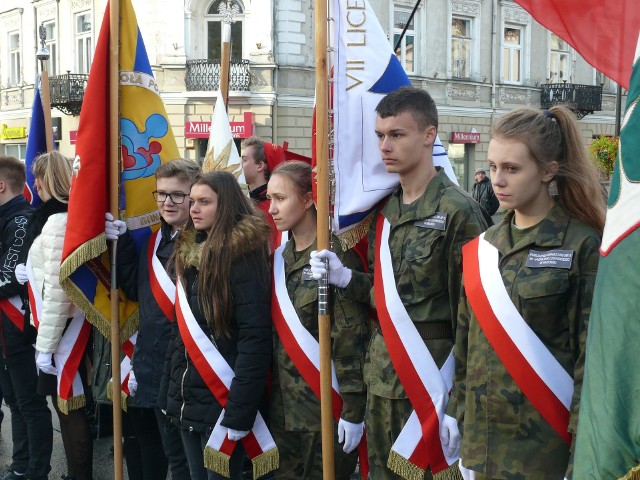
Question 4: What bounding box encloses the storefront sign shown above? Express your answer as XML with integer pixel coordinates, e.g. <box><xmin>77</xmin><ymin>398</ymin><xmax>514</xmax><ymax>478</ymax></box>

<box><xmin>70</xmin><ymin>130</ymin><xmax>78</xmax><ymax>144</ymax></box>
<box><xmin>185</xmin><ymin>112</ymin><xmax>254</xmax><ymax>139</ymax></box>
<box><xmin>451</xmin><ymin>131</ymin><xmax>481</xmax><ymax>144</ymax></box>
<box><xmin>1</xmin><ymin>125</ymin><xmax>27</xmax><ymax>140</ymax></box>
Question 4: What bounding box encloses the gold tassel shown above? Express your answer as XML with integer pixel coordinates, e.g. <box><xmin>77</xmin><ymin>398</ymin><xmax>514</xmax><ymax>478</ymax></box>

<box><xmin>434</xmin><ymin>463</ymin><xmax>464</xmax><ymax>480</ymax></box>
<box><xmin>387</xmin><ymin>450</ymin><xmax>425</xmax><ymax>480</ymax></box>
<box><xmin>337</xmin><ymin>212</ymin><xmax>375</xmax><ymax>250</ymax></box>
<box><xmin>57</xmin><ymin>393</ymin><xmax>86</xmax><ymax>415</ymax></box>
<box><xmin>620</xmin><ymin>464</ymin><xmax>640</xmax><ymax>480</ymax></box>
<box><xmin>203</xmin><ymin>446</ymin><xmax>231</xmax><ymax>478</ymax></box>
<box><xmin>106</xmin><ymin>380</ymin><xmax>128</xmax><ymax>412</ymax></box>
<box><xmin>250</xmin><ymin>448</ymin><xmax>279</xmax><ymax>480</ymax></box>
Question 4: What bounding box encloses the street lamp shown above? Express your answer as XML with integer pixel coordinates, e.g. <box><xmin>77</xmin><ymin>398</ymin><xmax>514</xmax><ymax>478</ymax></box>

<box><xmin>36</xmin><ymin>22</ymin><xmax>54</xmax><ymax>152</ymax></box>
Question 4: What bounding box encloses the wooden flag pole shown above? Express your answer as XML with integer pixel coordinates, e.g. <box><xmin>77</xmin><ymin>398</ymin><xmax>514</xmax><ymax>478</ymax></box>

<box><xmin>314</xmin><ymin>0</ymin><xmax>334</xmax><ymax>479</ymax></box>
<box><xmin>109</xmin><ymin>1</ymin><xmax>123</xmax><ymax>479</ymax></box>
<box><xmin>220</xmin><ymin>25</ymin><xmax>231</xmax><ymax>107</ymax></box>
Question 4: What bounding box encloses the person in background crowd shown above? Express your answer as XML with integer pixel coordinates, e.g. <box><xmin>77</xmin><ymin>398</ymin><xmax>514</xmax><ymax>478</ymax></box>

<box><xmin>14</xmin><ymin>151</ymin><xmax>93</xmax><ymax>480</ymax></box>
<box><xmin>105</xmin><ymin>159</ymin><xmax>200</xmax><ymax>480</ymax></box>
<box><xmin>267</xmin><ymin>161</ymin><xmax>369</xmax><ymax>479</ymax></box>
<box><xmin>311</xmin><ymin>87</ymin><xmax>487</xmax><ymax>479</ymax></box>
<box><xmin>163</xmin><ymin>171</ymin><xmax>272</xmax><ymax>480</ymax></box>
<box><xmin>471</xmin><ymin>167</ymin><xmax>500</xmax><ymax>223</ymax></box>
<box><xmin>0</xmin><ymin>156</ymin><xmax>53</xmax><ymax>480</ymax></box>
<box><xmin>445</xmin><ymin>106</ymin><xmax>605</xmax><ymax>479</ymax></box>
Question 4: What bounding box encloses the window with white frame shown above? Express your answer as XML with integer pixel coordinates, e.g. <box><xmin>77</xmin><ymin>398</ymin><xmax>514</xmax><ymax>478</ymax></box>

<box><xmin>75</xmin><ymin>11</ymin><xmax>92</xmax><ymax>74</ymax></box>
<box><xmin>43</xmin><ymin>20</ymin><xmax>57</xmax><ymax>75</ymax></box>
<box><xmin>205</xmin><ymin>0</ymin><xmax>244</xmax><ymax>61</ymax></box>
<box><xmin>549</xmin><ymin>33</ymin><xmax>569</xmax><ymax>83</ymax></box>
<box><xmin>503</xmin><ymin>25</ymin><xmax>523</xmax><ymax>84</ymax></box>
<box><xmin>393</xmin><ymin>7</ymin><xmax>415</xmax><ymax>74</ymax></box>
<box><xmin>8</xmin><ymin>31</ymin><xmax>21</xmax><ymax>86</ymax></box>
<box><xmin>4</xmin><ymin>143</ymin><xmax>27</xmax><ymax>161</ymax></box>
<box><xmin>451</xmin><ymin>17</ymin><xmax>472</xmax><ymax>79</ymax></box>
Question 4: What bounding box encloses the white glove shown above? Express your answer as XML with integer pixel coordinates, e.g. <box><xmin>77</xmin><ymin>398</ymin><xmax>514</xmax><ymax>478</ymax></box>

<box><xmin>459</xmin><ymin>459</ymin><xmax>477</xmax><ymax>480</ymax></box>
<box><xmin>36</xmin><ymin>352</ymin><xmax>58</xmax><ymax>376</ymax></box>
<box><xmin>227</xmin><ymin>428</ymin><xmax>249</xmax><ymax>441</ymax></box>
<box><xmin>439</xmin><ymin>414</ymin><xmax>460</xmax><ymax>458</ymax></box>
<box><xmin>337</xmin><ymin>418</ymin><xmax>364</xmax><ymax>454</ymax></box>
<box><xmin>127</xmin><ymin>370</ymin><xmax>138</xmax><ymax>397</ymax></box>
<box><xmin>309</xmin><ymin>250</ymin><xmax>353</xmax><ymax>288</ymax></box>
<box><xmin>105</xmin><ymin>212</ymin><xmax>127</xmax><ymax>240</ymax></box>
<box><xmin>14</xmin><ymin>263</ymin><xmax>27</xmax><ymax>285</ymax></box>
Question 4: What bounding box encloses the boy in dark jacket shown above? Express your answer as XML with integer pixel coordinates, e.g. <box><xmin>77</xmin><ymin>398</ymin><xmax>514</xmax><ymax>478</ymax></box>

<box><xmin>0</xmin><ymin>156</ymin><xmax>53</xmax><ymax>480</ymax></box>
<box><xmin>105</xmin><ymin>158</ymin><xmax>200</xmax><ymax>480</ymax></box>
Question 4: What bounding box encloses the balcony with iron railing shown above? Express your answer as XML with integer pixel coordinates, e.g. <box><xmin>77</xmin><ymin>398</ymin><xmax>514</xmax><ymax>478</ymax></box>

<box><xmin>49</xmin><ymin>71</ymin><xmax>89</xmax><ymax>116</ymax></box>
<box><xmin>185</xmin><ymin>58</ymin><xmax>251</xmax><ymax>91</ymax></box>
<box><xmin>541</xmin><ymin>83</ymin><xmax>603</xmax><ymax>119</ymax></box>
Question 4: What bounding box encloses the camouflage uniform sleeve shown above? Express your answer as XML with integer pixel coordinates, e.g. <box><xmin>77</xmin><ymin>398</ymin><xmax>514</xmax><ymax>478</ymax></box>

<box><xmin>446</xmin><ymin>278</ymin><xmax>470</xmax><ymax>434</ymax></box>
<box><xmin>445</xmin><ymin>200</ymin><xmax>487</xmax><ymax>335</ymax></box>
<box><xmin>342</xmin><ymin>224</ymin><xmax>376</xmax><ymax>308</ymax></box>
<box><xmin>566</xmin><ymin>233</ymin><xmax>600</xmax><ymax>479</ymax></box>
<box><xmin>332</xmin><ymin>247</ymin><xmax>370</xmax><ymax>423</ymax></box>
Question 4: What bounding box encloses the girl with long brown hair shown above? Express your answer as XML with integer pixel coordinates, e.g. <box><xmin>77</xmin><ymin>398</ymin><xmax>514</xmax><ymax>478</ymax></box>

<box><xmin>445</xmin><ymin>106</ymin><xmax>605</xmax><ymax>479</ymax></box>
<box><xmin>162</xmin><ymin>171</ymin><xmax>272</xmax><ymax>480</ymax></box>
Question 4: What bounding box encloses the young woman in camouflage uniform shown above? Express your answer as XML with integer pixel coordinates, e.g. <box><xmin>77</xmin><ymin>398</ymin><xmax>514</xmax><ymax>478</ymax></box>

<box><xmin>267</xmin><ymin>161</ymin><xmax>369</xmax><ymax>479</ymax></box>
<box><xmin>448</xmin><ymin>106</ymin><xmax>605</xmax><ymax>480</ymax></box>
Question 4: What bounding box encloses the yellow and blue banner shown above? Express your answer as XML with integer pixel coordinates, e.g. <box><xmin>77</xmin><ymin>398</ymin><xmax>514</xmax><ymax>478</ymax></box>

<box><xmin>60</xmin><ymin>0</ymin><xmax>180</xmax><ymax>342</ymax></box>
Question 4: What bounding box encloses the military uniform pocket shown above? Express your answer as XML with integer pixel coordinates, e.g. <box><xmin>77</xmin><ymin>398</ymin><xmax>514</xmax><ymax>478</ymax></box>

<box><xmin>517</xmin><ymin>270</ymin><xmax>570</xmax><ymax>338</ymax></box>
<box><xmin>398</xmin><ymin>231</ymin><xmax>445</xmax><ymax>305</ymax></box>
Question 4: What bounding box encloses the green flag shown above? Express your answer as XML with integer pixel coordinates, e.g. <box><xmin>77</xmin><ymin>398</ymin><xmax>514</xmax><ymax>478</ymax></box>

<box><xmin>574</xmin><ymin>37</ymin><xmax>640</xmax><ymax>479</ymax></box>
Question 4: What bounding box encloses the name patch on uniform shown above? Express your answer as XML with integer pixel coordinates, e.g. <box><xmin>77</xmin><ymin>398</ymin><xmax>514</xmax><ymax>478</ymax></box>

<box><xmin>302</xmin><ymin>267</ymin><xmax>315</xmax><ymax>281</ymax></box>
<box><xmin>414</xmin><ymin>212</ymin><xmax>448</xmax><ymax>231</ymax></box>
<box><xmin>525</xmin><ymin>249</ymin><xmax>574</xmax><ymax>269</ymax></box>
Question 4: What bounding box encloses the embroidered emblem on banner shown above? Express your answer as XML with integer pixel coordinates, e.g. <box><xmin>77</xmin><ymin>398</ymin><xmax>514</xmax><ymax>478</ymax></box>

<box><xmin>525</xmin><ymin>250</ymin><xmax>574</xmax><ymax>269</ymax></box>
<box><xmin>414</xmin><ymin>212</ymin><xmax>448</xmax><ymax>231</ymax></box>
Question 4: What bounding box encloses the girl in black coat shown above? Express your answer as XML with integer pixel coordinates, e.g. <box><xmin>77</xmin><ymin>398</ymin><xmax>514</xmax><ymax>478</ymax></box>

<box><xmin>161</xmin><ymin>171</ymin><xmax>272</xmax><ymax>480</ymax></box>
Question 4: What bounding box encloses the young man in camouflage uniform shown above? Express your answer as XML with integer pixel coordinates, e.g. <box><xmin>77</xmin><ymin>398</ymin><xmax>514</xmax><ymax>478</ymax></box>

<box><xmin>311</xmin><ymin>87</ymin><xmax>487</xmax><ymax>479</ymax></box>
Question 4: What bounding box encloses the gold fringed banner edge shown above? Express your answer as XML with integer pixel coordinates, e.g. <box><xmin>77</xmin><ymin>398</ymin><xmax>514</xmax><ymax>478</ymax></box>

<box><xmin>620</xmin><ymin>464</ymin><xmax>640</xmax><ymax>480</ymax></box>
<box><xmin>57</xmin><ymin>393</ymin><xmax>86</xmax><ymax>415</ymax></box>
<box><xmin>204</xmin><ymin>446</ymin><xmax>231</xmax><ymax>478</ymax></box>
<box><xmin>337</xmin><ymin>211</ymin><xmax>375</xmax><ymax>251</ymax></box>
<box><xmin>106</xmin><ymin>380</ymin><xmax>129</xmax><ymax>412</ymax></box>
<box><xmin>251</xmin><ymin>447</ymin><xmax>279</xmax><ymax>480</ymax></box>
<box><xmin>387</xmin><ymin>450</ymin><xmax>425</xmax><ymax>480</ymax></box>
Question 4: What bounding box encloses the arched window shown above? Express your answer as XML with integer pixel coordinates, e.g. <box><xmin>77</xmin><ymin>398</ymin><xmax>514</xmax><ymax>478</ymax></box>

<box><xmin>205</xmin><ymin>0</ymin><xmax>244</xmax><ymax>61</ymax></box>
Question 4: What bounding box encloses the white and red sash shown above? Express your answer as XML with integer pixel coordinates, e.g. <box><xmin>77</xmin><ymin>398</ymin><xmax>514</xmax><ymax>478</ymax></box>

<box><xmin>271</xmin><ymin>234</ymin><xmax>369</xmax><ymax>478</ymax></box>
<box><xmin>147</xmin><ymin>229</ymin><xmax>175</xmax><ymax>322</ymax></box>
<box><xmin>0</xmin><ymin>295</ymin><xmax>25</xmax><ymax>332</ymax></box>
<box><xmin>26</xmin><ymin>255</ymin><xmax>92</xmax><ymax>413</ymax></box>
<box><xmin>176</xmin><ymin>278</ymin><xmax>278</xmax><ymax>479</ymax></box>
<box><xmin>462</xmin><ymin>234</ymin><xmax>573</xmax><ymax>444</ymax></box>
<box><xmin>373</xmin><ymin>214</ymin><xmax>458</xmax><ymax>477</ymax></box>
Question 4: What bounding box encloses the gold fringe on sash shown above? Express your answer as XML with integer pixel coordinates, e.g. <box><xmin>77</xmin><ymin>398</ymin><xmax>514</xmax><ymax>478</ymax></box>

<box><xmin>203</xmin><ymin>446</ymin><xmax>231</xmax><ymax>478</ymax></box>
<box><xmin>106</xmin><ymin>380</ymin><xmax>129</xmax><ymax>412</ymax></box>
<box><xmin>57</xmin><ymin>393</ymin><xmax>86</xmax><ymax>415</ymax></box>
<box><xmin>388</xmin><ymin>450</ymin><xmax>425</xmax><ymax>480</ymax></box>
<box><xmin>250</xmin><ymin>447</ymin><xmax>279</xmax><ymax>480</ymax></box>
<box><xmin>620</xmin><ymin>464</ymin><xmax>640</xmax><ymax>480</ymax></box>
<box><xmin>388</xmin><ymin>450</ymin><xmax>463</xmax><ymax>480</ymax></box>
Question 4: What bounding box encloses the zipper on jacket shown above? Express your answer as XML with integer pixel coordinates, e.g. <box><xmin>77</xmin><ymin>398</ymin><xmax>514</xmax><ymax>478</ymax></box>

<box><xmin>179</xmin><ymin>348</ymin><xmax>188</xmax><ymax>424</ymax></box>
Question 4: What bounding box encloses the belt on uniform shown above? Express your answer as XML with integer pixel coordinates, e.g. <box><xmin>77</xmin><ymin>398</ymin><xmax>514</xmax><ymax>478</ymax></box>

<box><xmin>376</xmin><ymin>320</ymin><xmax>453</xmax><ymax>340</ymax></box>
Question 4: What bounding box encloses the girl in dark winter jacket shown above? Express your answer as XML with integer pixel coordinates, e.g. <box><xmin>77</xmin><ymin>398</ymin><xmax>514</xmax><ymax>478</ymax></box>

<box><xmin>161</xmin><ymin>171</ymin><xmax>272</xmax><ymax>480</ymax></box>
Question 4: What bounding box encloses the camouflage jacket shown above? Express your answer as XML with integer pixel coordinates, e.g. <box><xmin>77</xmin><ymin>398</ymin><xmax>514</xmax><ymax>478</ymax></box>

<box><xmin>271</xmin><ymin>235</ymin><xmax>369</xmax><ymax>431</ymax></box>
<box><xmin>345</xmin><ymin>169</ymin><xmax>487</xmax><ymax>398</ymax></box>
<box><xmin>449</xmin><ymin>205</ymin><xmax>601</xmax><ymax>479</ymax></box>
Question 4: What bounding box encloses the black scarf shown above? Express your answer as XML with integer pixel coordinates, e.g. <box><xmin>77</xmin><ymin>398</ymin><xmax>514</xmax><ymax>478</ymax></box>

<box><xmin>27</xmin><ymin>198</ymin><xmax>69</xmax><ymax>240</ymax></box>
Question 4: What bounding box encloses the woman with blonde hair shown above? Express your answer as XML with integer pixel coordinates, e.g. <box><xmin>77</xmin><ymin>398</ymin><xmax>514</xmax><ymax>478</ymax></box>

<box><xmin>445</xmin><ymin>106</ymin><xmax>605</xmax><ymax>479</ymax></box>
<box><xmin>15</xmin><ymin>150</ymin><xmax>93</xmax><ymax>480</ymax></box>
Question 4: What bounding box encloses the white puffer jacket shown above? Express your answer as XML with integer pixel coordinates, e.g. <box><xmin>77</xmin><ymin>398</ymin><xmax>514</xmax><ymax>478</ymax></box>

<box><xmin>30</xmin><ymin>212</ymin><xmax>77</xmax><ymax>353</ymax></box>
